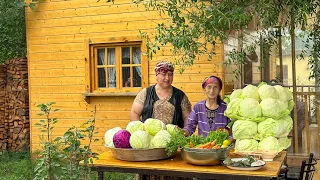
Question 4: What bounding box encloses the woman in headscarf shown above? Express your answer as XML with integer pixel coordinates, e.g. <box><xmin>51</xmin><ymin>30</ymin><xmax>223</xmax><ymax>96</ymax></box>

<box><xmin>182</xmin><ymin>75</ymin><xmax>230</xmax><ymax>137</ymax></box>
<box><xmin>130</xmin><ymin>61</ymin><xmax>191</xmax><ymax>180</ymax></box>
<box><xmin>130</xmin><ymin>61</ymin><xmax>191</xmax><ymax>128</ymax></box>
<box><xmin>130</xmin><ymin>61</ymin><xmax>192</xmax><ymax>180</ymax></box>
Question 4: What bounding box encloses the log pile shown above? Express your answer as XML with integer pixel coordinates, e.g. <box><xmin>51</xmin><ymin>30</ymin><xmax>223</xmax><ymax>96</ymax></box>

<box><xmin>4</xmin><ymin>58</ymin><xmax>29</xmax><ymax>151</ymax></box>
<box><xmin>0</xmin><ymin>65</ymin><xmax>6</xmax><ymax>152</ymax></box>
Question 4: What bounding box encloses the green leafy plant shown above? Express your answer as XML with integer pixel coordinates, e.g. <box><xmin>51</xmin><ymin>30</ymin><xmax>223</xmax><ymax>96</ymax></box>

<box><xmin>33</xmin><ymin>102</ymin><xmax>63</xmax><ymax>180</ymax></box>
<box><xmin>61</xmin><ymin>106</ymin><xmax>99</xmax><ymax>180</ymax></box>
<box><xmin>33</xmin><ymin>103</ymin><xmax>99</xmax><ymax>180</ymax></box>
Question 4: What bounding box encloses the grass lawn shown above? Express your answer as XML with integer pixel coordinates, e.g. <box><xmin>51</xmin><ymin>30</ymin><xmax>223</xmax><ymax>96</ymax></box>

<box><xmin>0</xmin><ymin>150</ymin><xmax>135</xmax><ymax>180</ymax></box>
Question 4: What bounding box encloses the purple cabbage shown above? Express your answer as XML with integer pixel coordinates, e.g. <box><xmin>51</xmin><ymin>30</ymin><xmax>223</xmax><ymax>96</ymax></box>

<box><xmin>113</xmin><ymin>130</ymin><xmax>131</xmax><ymax>148</ymax></box>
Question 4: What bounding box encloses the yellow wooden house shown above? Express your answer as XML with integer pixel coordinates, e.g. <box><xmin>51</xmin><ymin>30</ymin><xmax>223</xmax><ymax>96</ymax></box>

<box><xmin>26</xmin><ymin>0</ymin><xmax>225</xmax><ymax>153</ymax></box>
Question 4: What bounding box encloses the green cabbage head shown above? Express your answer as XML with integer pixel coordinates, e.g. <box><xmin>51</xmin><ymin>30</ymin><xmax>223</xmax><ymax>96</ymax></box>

<box><xmin>232</xmin><ymin>120</ymin><xmax>258</xmax><ymax>139</ymax></box>
<box><xmin>150</xmin><ymin>130</ymin><xmax>171</xmax><ymax>148</ymax></box>
<box><xmin>278</xmin><ymin>137</ymin><xmax>292</xmax><ymax>149</ymax></box>
<box><xmin>126</xmin><ymin>121</ymin><xmax>144</xmax><ymax>134</ymax></box>
<box><xmin>258</xmin><ymin>137</ymin><xmax>282</xmax><ymax>152</ymax></box>
<box><xmin>258</xmin><ymin>85</ymin><xmax>279</xmax><ymax>100</ymax></box>
<box><xmin>144</xmin><ymin>118</ymin><xmax>166</xmax><ymax>136</ymax></box>
<box><xmin>257</xmin><ymin>118</ymin><xmax>278</xmax><ymax>139</ymax></box>
<box><xmin>239</xmin><ymin>98</ymin><xmax>262</xmax><ymax>118</ymax></box>
<box><xmin>275</xmin><ymin>116</ymin><xmax>293</xmax><ymax>138</ymax></box>
<box><xmin>129</xmin><ymin>130</ymin><xmax>152</xmax><ymax>149</ymax></box>
<box><xmin>230</xmin><ymin>89</ymin><xmax>243</xmax><ymax>101</ymax></box>
<box><xmin>274</xmin><ymin>85</ymin><xmax>289</xmax><ymax>101</ymax></box>
<box><xmin>260</xmin><ymin>98</ymin><xmax>281</xmax><ymax>118</ymax></box>
<box><xmin>242</xmin><ymin>85</ymin><xmax>260</xmax><ymax>101</ymax></box>
<box><xmin>224</xmin><ymin>98</ymin><xmax>242</xmax><ymax>120</ymax></box>
<box><xmin>104</xmin><ymin>127</ymin><xmax>122</xmax><ymax>147</ymax></box>
<box><xmin>235</xmin><ymin>139</ymin><xmax>259</xmax><ymax>152</ymax></box>
<box><xmin>166</xmin><ymin>124</ymin><xmax>181</xmax><ymax>136</ymax></box>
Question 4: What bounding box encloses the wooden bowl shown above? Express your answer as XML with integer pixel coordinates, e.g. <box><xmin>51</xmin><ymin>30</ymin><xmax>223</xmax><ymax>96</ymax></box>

<box><xmin>108</xmin><ymin>147</ymin><xmax>175</xmax><ymax>161</ymax></box>
<box><xmin>261</xmin><ymin>151</ymin><xmax>278</xmax><ymax>161</ymax></box>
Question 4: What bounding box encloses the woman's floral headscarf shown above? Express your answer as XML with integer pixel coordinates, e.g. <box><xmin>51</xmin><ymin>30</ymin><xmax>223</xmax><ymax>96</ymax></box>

<box><xmin>154</xmin><ymin>61</ymin><xmax>174</xmax><ymax>76</ymax></box>
<box><xmin>202</xmin><ymin>76</ymin><xmax>222</xmax><ymax>90</ymax></box>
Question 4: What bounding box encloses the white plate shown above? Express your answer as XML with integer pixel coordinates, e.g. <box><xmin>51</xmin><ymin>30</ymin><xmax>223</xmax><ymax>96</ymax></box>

<box><xmin>223</xmin><ymin>158</ymin><xmax>266</xmax><ymax>171</ymax></box>
<box><xmin>225</xmin><ymin>165</ymin><xmax>264</xmax><ymax>171</ymax></box>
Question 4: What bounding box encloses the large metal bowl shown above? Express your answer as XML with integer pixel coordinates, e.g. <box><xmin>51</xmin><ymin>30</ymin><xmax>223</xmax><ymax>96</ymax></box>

<box><xmin>108</xmin><ymin>147</ymin><xmax>175</xmax><ymax>162</ymax></box>
<box><xmin>181</xmin><ymin>147</ymin><xmax>230</xmax><ymax>165</ymax></box>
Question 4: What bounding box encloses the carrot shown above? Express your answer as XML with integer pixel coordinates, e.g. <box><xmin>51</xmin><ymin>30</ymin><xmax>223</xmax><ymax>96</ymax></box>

<box><xmin>196</xmin><ymin>142</ymin><xmax>211</xmax><ymax>149</ymax></box>
<box><xmin>210</xmin><ymin>140</ymin><xmax>217</xmax><ymax>146</ymax></box>
<box><xmin>190</xmin><ymin>142</ymin><xmax>194</xmax><ymax>148</ymax></box>
<box><xmin>212</xmin><ymin>145</ymin><xmax>220</xmax><ymax>149</ymax></box>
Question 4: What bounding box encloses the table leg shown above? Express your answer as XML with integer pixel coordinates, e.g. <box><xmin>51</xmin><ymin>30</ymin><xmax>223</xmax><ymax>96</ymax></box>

<box><xmin>98</xmin><ymin>171</ymin><xmax>104</xmax><ymax>180</ymax></box>
<box><xmin>138</xmin><ymin>174</ymin><xmax>147</xmax><ymax>180</ymax></box>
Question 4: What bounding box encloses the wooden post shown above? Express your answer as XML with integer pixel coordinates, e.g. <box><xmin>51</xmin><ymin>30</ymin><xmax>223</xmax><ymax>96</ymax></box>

<box><xmin>304</xmin><ymin>94</ymin><xmax>310</xmax><ymax>154</ymax></box>
<box><xmin>278</xmin><ymin>27</ymin><xmax>283</xmax><ymax>84</ymax></box>
<box><xmin>290</xmin><ymin>18</ymin><xmax>299</xmax><ymax>153</ymax></box>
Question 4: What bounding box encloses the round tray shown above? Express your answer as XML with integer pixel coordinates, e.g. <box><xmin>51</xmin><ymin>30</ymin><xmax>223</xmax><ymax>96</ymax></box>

<box><xmin>109</xmin><ymin>147</ymin><xmax>174</xmax><ymax>161</ymax></box>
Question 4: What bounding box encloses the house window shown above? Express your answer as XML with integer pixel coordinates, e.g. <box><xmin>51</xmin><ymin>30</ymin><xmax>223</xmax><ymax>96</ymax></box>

<box><xmin>89</xmin><ymin>42</ymin><xmax>147</xmax><ymax>93</ymax></box>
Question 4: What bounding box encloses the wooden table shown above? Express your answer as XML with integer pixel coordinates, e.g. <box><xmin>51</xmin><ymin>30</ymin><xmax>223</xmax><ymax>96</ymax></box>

<box><xmin>88</xmin><ymin>150</ymin><xmax>287</xmax><ymax>180</ymax></box>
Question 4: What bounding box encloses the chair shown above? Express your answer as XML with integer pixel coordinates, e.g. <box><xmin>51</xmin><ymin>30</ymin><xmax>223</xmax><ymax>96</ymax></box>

<box><xmin>298</xmin><ymin>153</ymin><xmax>318</xmax><ymax>180</ymax></box>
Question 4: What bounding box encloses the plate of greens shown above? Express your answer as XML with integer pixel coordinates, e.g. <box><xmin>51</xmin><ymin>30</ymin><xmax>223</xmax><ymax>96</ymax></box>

<box><xmin>223</xmin><ymin>155</ymin><xmax>266</xmax><ymax>171</ymax></box>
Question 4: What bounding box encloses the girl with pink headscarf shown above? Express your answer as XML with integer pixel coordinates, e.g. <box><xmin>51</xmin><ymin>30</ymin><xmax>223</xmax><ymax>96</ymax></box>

<box><xmin>182</xmin><ymin>76</ymin><xmax>230</xmax><ymax>137</ymax></box>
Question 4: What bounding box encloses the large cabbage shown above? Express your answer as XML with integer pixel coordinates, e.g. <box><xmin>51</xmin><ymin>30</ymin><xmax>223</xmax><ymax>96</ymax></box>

<box><xmin>239</xmin><ymin>98</ymin><xmax>262</xmax><ymax>118</ymax></box>
<box><xmin>260</xmin><ymin>98</ymin><xmax>280</xmax><ymax>118</ymax></box>
<box><xmin>274</xmin><ymin>85</ymin><xmax>289</xmax><ymax>101</ymax></box>
<box><xmin>224</xmin><ymin>98</ymin><xmax>242</xmax><ymax>120</ymax></box>
<box><xmin>258</xmin><ymin>85</ymin><xmax>278</xmax><ymax>100</ymax></box>
<box><xmin>258</xmin><ymin>137</ymin><xmax>282</xmax><ymax>152</ymax></box>
<box><xmin>104</xmin><ymin>127</ymin><xmax>122</xmax><ymax>147</ymax></box>
<box><xmin>150</xmin><ymin>130</ymin><xmax>171</xmax><ymax>148</ymax></box>
<box><xmin>230</xmin><ymin>89</ymin><xmax>243</xmax><ymax>101</ymax></box>
<box><xmin>129</xmin><ymin>130</ymin><xmax>152</xmax><ymax>149</ymax></box>
<box><xmin>260</xmin><ymin>98</ymin><xmax>290</xmax><ymax>119</ymax></box>
<box><xmin>278</xmin><ymin>137</ymin><xmax>292</xmax><ymax>149</ymax></box>
<box><xmin>275</xmin><ymin>116</ymin><xmax>293</xmax><ymax>138</ymax></box>
<box><xmin>242</xmin><ymin>85</ymin><xmax>260</xmax><ymax>101</ymax></box>
<box><xmin>113</xmin><ymin>130</ymin><xmax>131</xmax><ymax>148</ymax></box>
<box><xmin>126</xmin><ymin>121</ymin><xmax>144</xmax><ymax>134</ymax></box>
<box><xmin>277</xmin><ymin>100</ymin><xmax>289</xmax><ymax>112</ymax></box>
<box><xmin>257</xmin><ymin>118</ymin><xmax>278</xmax><ymax>139</ymax></box>
<box><xmin>235</xmin><ymin>139</ymin><xmax>259</xmax><ymax>152</ymax></box>
<box><xmin>232</xmin><ymin>120</ymin><xmax>258</xmax><ymax>139</ymax></box>
<box><xmin>144</xmin><ymin>118</ymin><xmax>166</xmax><ymax>136</ymax></box>
<box><xmin>166</xmin><ymin>124</ymin><xmax>180</xmax><ymax>136</ymax></box>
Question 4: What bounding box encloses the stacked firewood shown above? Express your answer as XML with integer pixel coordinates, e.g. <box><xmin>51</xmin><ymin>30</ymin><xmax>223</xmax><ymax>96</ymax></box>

<box><xmin>4</xmin><ymin>58</ymin><xmax>29</xmax><ymax>151</ymax></box>
<box><xmin>0</xmin><ymin>64</ymin><xmax>6</xmax><ymax>152</ymax></box>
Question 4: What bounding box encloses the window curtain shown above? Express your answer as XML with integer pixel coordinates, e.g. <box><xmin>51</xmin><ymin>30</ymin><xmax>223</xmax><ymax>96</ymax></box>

<box><xmin>133</xmin><ymin>48</ymin><xmax>142</xmax><ymax>77</ymax></box>
<box><xmin>97</xmin><ymin>49</ymin><xmax>106</xmax><ymax>87</ymax></box>
<box><xmin>108</xmin><ymin>48</ymin><xmax>116</xmax><ymax>87</ymax></box>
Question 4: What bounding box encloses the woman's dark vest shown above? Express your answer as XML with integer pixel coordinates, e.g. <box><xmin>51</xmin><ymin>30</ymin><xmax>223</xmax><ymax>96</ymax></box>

<box><xmin>141</xmin><ymin>85</ymin><xmax>185</xmax><ymax>128</ymax></box>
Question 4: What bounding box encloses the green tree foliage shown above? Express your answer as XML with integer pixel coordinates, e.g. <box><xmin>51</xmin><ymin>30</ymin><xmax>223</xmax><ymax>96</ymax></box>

<box><xmin>0</xmin><ymin>0</ymin><xmax>26</xmax><ymax>63</ymax></box>
<box><xmin>131</xmin><ymin>0</ymin><xmax>319</xmax><ymax>80</ymax></box>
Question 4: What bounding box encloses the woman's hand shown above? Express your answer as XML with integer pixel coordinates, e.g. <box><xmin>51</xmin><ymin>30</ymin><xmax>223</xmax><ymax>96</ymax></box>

<box><xmin>181</xmin><ymin>128</ymin><xmax>189</xmax><ymax>136</ymax></box>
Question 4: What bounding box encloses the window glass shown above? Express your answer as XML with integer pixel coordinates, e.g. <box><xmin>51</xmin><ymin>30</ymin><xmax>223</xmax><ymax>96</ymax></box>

<box><xmin>98</xmin><ymin>68</ymin><xmax>106</xmax><ymax>88</ymax></box>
